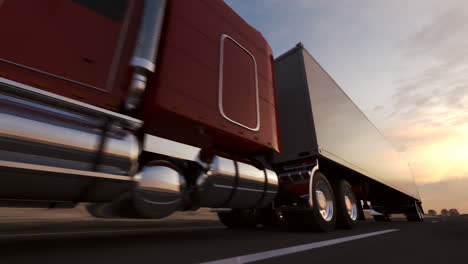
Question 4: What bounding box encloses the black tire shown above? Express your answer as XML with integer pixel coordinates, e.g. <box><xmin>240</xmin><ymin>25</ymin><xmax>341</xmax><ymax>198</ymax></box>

<box><xmin>334</xmin><ymin>179</ymin><xmax>359</xmax><ymax>229</ymax></box>
<box><xmin>283</xmin><ymin>171</ymin><xmax>336</xmax><ymax>232</ymax></box>
<box><xmin>217</xmin><ymin>209</ymin><xmax>259</xmax><ymax>229</ymax></box>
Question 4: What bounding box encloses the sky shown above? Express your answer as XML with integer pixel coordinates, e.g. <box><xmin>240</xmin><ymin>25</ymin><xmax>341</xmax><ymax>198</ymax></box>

<box><xmin>225</xmin><ymin>0</ymin><xmax>468</xmax><ymax>213</ymax></box>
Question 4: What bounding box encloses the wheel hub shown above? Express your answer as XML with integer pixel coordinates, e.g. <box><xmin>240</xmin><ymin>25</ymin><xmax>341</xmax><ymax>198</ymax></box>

<box><xmin>344</xmin><ymin>188</ymin><xmax>358</xmax><ymax>221</ymax></box>
<box><xmin>315</xmin><ymin>181</ymin><xmax>334</xmax><ymax>221</ymax></box>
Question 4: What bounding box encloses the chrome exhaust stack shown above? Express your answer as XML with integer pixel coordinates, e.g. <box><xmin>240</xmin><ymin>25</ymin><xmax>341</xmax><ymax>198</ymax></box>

<box><xmin>125</xmin><ymin>0</ymin><xmax>167</xmax><ymax>111</ymax></box>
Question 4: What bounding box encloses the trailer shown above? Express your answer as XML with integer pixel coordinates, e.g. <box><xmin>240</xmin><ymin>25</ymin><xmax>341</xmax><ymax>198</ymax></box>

<box><xmin>270</xmin><ymin>44</ymin><xmax>424</xmax><ymax>230</ymax></box>
<box><xmin>0</xmin><ymin>0</ymin><xmax>423</xmax><ymax>232</ymax></box>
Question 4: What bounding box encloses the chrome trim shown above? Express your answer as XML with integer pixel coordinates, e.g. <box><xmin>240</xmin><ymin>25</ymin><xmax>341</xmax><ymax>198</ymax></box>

<box><xmin>213</xmin><ymin>184</ymin><xmax>276</xmax><ymax>194</ymax></box>
<box><xmin>0</xmin><ymin>160</ymin><xmax>134</xmax><ymax>181</ymax></box>
<box><xmin>143</xmin><ymin>134</ymin><xmax>201</xmax><ymax>161</ymax></box>
<box><xmin>196</xmin><ymin>156</ymin><xmax>237</xmax><ymax>208</ymax></box>
<box><xmin>197</xmin><ymin>156</ymin><xmax>278</xmax><ymax>209</ymax></box>
<box><xmin>125</xmin><ymin>0</ymin><xmax>167</xmax><ymax>111</ymax></box>
<box><xmin>344</xmin><ymin>186</ymin><xmax>358</xmax><ymax>221</ymax></box>
<box><xmin>0</xmin><ymin>77</ymin><xmax>143</xmax><ymax>129</ymax></box>
<box><xmin>218</xmin><ymin>34</ymin><xmax>260</xmax><ymax>131</ymax></box>
<box><xmin>130</xmin><ymin>57</ymin><xmax>156</xmax><ymax>72</ymax></box>
<box><xmin>1</xmin><ymin>114</ymin><xmax>137</xmax><ymax>159</ymax></box>
<box><xmin>315</xmin><ymin>180</ymin><xmax>334</xmax><ymax>221</ymax></box>
<box><xmin>308</xmin><ymin>160</ymin><xmax>319</xmax><ymax>207</ymax></box>
<box><xmin>142</xmin><ymin>135</ymin><xmax>279</xmax><ymax>209</ymax></box>
<box><xmin>133</xmin><ymin>162</ymin><xmax>186</xmax><ymax>218</ymax></box>
<box><xmin>1</xmin><ymin>92</ymin><xmax>140</xmax><ymax>175</ymax></box>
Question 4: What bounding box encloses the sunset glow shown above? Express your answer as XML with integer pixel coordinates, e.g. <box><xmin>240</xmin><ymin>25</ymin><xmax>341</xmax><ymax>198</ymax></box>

<box><xmin>226</xmin><ymin>0</ymin><xmax>468</xmax><ymax>213</ymax></box>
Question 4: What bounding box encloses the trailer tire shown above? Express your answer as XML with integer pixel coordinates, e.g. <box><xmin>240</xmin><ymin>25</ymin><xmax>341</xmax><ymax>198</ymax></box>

<box><xmin>217</xmin><ymin>209</ymin><xmax>258</xmax><ymax>229</ymax></box>
<box><xmin>334</xmin><ymin>179</ymin><xmax>359</xmax><ymax>229</ymax></box>
<box><xmin>282</xmin><ymin>172</ymin><xmax>336</xmax><ymax>232</ymax></box>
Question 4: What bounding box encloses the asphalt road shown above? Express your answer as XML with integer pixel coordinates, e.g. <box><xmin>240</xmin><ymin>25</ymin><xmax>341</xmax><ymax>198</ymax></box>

<box><xmin>0</xmin><ymin>212</ymin><xmax>466</xmax><ymax>264</ymax></box>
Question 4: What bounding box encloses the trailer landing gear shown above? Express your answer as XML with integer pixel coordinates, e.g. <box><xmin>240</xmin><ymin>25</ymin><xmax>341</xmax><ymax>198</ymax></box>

<box><xmin>405</xmin><ymin>201</ymin><xmax>424</xmax><ymax>222</ymax></box>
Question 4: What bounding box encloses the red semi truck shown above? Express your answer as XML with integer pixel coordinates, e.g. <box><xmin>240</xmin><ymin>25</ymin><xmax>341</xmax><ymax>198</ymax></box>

<box><xmin>0</xmin><ymin>0</ymin><xmax>423</xmax><ymax>232</ymax></box>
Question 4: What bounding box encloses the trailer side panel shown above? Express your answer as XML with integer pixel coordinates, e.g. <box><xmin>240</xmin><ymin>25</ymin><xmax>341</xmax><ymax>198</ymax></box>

<box><xmin>274</xmin><ymin>46</ymin><xmax>420</xmax><ymax>200</ymax></box>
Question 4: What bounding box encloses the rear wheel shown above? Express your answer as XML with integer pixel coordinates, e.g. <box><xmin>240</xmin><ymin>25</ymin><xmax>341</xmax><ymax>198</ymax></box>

<box><xmin>334</xmin><ymin>179</ymin><xmax>359</xmax><ymax>229</ymax></box>
<box><xmin>283</xmin><ymin>171</ymin><xmax>336</xmax><ymax>232</ymax></box>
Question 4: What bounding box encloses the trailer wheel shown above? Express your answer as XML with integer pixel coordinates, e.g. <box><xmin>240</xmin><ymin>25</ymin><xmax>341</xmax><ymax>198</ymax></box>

<box><xmin>311</xmin><ymin>172</ymin><xmax>336</xmax><ymax>232</ymax></box>
<box><xmin>334</xmin><ymin>179</ymin><xmax>359</xmax><ymax>229</ymax></box>
<box><xmin>286</xmin><ymin>171</ymin><xmax>337</xmax><ymax>232</ymax></box>
<box><xmin>217</xmin><ymin>209</ymin><xmax>258</xmax><ymax>229</ymax></box>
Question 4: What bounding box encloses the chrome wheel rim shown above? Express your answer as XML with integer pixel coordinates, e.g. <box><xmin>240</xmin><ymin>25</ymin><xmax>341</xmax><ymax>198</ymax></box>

<box><xmin>315</xmin><ymin>181</ymin><xmax>334</xmax><ymax>221</ymax></box>
<box><xmin>344</xmin><ymin>187</ymin><xmax>358</xmax><ymax>221</ymax></box>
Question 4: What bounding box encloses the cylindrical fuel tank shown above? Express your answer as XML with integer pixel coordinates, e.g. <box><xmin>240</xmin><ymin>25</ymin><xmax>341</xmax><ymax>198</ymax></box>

<box><xmin>196</xmin><ymin>156</ymin><xmax>278</xmax><ymax>209</ymax></box>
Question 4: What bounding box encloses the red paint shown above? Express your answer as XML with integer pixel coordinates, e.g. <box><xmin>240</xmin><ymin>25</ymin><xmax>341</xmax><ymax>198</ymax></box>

<box><xmin>139</xmin><ymin>0</ymin><xmax>279</xmax><ymax>155</ymax></box>
<box><xmin>286</xmin><ymin>180</ymin><xmax>310</xmax><ymax>196</ymax></box>
<box><xmin>221</xmin><ymin>36</ymin><xmax>258</xmax><ymax>130</ymax></box>
<box><xmin>0</xmin><ymin>0</ymin><xmax>143</xmax><ymax>110</ymax></box>
<box><xmin>1</xmin><ymin>0</ymin><xmax>280</xmax><ymax>157</ymax></box>
<box><xmin>352</xmin><ymin>185</ymin><xmax>362</xmax><ymax>195</ymax></box>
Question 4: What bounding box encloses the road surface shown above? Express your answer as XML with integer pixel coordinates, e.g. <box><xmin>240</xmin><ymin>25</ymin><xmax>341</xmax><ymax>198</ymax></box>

<box><xmin>0</xmin><ymin>207</ymin><xmax>466</xmax><ymax>264</ymax></box>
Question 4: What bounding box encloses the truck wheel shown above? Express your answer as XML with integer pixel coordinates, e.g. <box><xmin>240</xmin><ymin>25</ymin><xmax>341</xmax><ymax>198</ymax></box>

<box><xmin>217</xmin><ymin>209</ymin><xmax>258</xmax><ymax>229</ymax></box>
<box><xmin>334</xmin><ymin>179</ymin><xmax>359</xmax><ymax>229</ymax></box>
<box><xmin>405</xmin><ymin>201</ymin><xmax>424</xmax><ymax>222</ymax></box>
<box><xmin>307</xmin><ymin>172</ymin><xmax>336</xmax><ymax>232</ymax></box>
<box><xmin>280</xmin><ymin>172</ymin><xmax>336</xmax><ymax>232</ymax></box>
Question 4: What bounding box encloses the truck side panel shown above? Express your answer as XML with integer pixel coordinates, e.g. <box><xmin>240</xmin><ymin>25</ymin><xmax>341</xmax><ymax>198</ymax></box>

<box><xmin>139</xmin><ymin>0</ymin><xmax>279</xmax><ymax>156</ymax></box>
<box><xmin>0</xmin><ymin>0</ymin><xmax>143</xmax><ymax>111</ymax></box>
<box><xmin>274</xmin><ymin>46</ymin><xmax>421</xmax><ymax>200</ymax></box>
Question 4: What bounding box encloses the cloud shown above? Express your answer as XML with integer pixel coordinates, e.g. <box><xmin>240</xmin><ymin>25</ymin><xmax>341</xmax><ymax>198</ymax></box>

<box><xmin>400</xmin><ymin>5</ymin><xmax>468</xmax><ymax>61</ymax></box>
<box><xmin>377</xmin><ymin>5</ymin><xmax>468</xmax><ymax>187</ymax></box>
<box><xmin>386</xmin><ymin>6</ymin><xmax>468</xmax><ymax>142</ymax></box>
<box><xmin>418</xmin><ymin>176</ymin><xmax>468</xmax><ymax>214</ymax></box>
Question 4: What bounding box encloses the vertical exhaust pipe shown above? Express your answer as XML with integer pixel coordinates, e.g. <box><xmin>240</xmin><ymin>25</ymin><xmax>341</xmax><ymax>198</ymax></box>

<box><xmin>125</xmin><ymin>0</ymin><xmax>167</xmax><ymax>111</ymax></box>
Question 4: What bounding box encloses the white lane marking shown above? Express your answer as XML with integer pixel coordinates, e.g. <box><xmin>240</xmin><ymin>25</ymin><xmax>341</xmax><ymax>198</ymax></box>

<box><xmin>432</xmin><ymin>220</ymin><xmax>440</xmax><ymax>223</ymax></box>
<box><xmin>201</xmin><ymin>229</ymin><xmax>399</xmax><ymax>264</ymax></box>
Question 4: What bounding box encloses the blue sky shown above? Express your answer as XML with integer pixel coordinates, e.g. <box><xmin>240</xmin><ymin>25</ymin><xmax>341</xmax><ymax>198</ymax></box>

<box><xmin>225</xmin><ymin>0</ymin><xmax>468</xmax><ymax>213</ymax></box>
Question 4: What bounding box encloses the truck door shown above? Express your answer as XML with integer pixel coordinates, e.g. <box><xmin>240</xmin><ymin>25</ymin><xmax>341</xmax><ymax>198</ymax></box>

<box><xmin>0</xmin><ymin>0</ymin><xmax>142</xmax><ymax>110</ymax></box>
